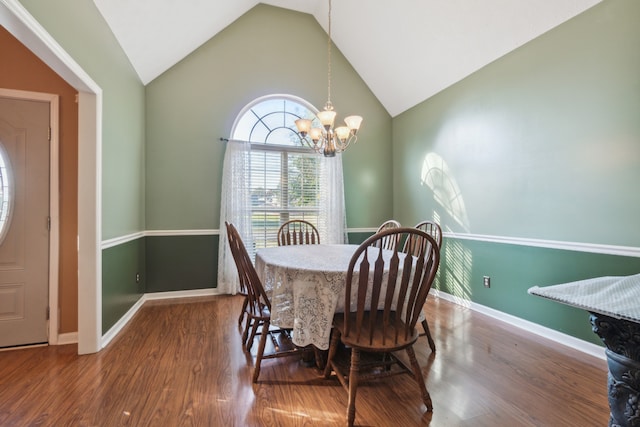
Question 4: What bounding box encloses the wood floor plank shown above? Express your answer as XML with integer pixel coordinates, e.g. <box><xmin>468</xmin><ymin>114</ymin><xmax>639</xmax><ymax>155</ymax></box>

<box><xmin>0</xmin><ymin>295</ymin><xmax>609</xmax><ymax>426</ymax></box>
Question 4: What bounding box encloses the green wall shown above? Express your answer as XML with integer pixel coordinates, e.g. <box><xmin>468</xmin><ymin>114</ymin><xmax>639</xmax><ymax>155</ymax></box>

<box><xmin>19</xmin><ymin>0</ymin><xmax>146</xmax><ymax>240</ymax></box>
<box><xmin>393</xmin><ymin>0</ymin><xmax>639</xmax><ymax>244</ymax></box>
<box><xmin>19</xmin><ymin>0</ymin><xmax>146</xmax><ymax>331</ymax></box>
<box><xmin>145</xmin><ymin>236</ymin><xmax>217</xmax><ymax>293</ymax></box>
<box><xmin>102</xmin><ymin>239</ymin><xmax>145</xmax><ymax>332</ymax></box>
<box><xmin>393</xmin><ymin>0</ymin><xmax>640</xmax><ymax>344</ymax></box>
<box><xmin>144</xmin><ymin>233</ymin><xmax>376</xmax><ymax>294</ymax></box>
<box><xmin>436</xmin><ymin>238</ymin><xmax>640</xmax><ymax>345</ymax></box>
<box><xmin>144</xmin><ymin>4</ymin><xmax>391</xmax><ymax>232</ymax></box>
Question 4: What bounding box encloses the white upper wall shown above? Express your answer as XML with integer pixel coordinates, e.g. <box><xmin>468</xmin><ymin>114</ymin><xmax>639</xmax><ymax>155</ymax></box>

<box><xmin>93</xmin><ymin>0</ymin><xmax>602</xmax><ymax>117</ymax></box>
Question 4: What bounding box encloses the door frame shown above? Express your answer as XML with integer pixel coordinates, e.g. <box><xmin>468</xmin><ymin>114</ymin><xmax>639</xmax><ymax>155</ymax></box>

<box><xmin>1</xmin><ymin>0</ymin><xmax>102</xmax><ymax>354</ymax></box>
<box><xmin>0</xmin><ymin>88</ymin><xmax>60</xmax><ymax>345</ymax></box>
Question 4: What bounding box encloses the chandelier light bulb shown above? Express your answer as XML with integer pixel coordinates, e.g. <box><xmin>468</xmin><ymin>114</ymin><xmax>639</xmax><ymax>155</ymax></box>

<box><xmin>317</xmin><ymin>109</ymin><xmax>337</xmax><ymax>129</ymax></box>
<box><xmin>344</xmin><ymin>115</ymin><xmax>363</xmax><ymax>133</ymax></box>
<box><xmin>295</xmin><ymin>118</ymin><xmax>312</xmax><ymax>137</ymax></box>
<box><xmin>309</xmin><ymin>127</ymin><xmax>323</xmax><ymax>142</ymax></box>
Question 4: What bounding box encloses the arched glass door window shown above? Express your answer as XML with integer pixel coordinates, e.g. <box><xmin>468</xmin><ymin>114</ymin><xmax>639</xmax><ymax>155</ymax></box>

<box><xmin>0</xmin><ymin>142</ymin><xmax>14</xmax><ymax>244</ymax></box>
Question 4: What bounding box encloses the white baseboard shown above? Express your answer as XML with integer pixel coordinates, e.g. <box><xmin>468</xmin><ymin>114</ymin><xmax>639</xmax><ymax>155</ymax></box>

<box><xmin>56</xmin><ymin>332</ymin><xmax>78</xmax><ymax>345</ymax></box>
<box><xmin>144</xmin><ymin>288</ymin><xmax>221</xmax><ymax>301</ymax></box>
<box><xmin>64</xmin><ymin>286</ymin><xmax>603</xmax><ymax>361</ymax></box>
<box><xmin>431</xmin><ymin>289</ymin><xmax>606</xmax><ymax>361</ymax></box>
<box><xmin>101</xmin><ymin>296</ymin><xmax>146</xmax><ymax>349</ymax></box>
<box><xmin>100</xmin><ymin>288</ymin><xmax>222</xmax><ymax>349</ymax></box>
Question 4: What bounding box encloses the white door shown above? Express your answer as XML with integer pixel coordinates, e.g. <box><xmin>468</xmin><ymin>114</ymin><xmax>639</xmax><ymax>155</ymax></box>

<box><xmin>0</xmin><ymin>95</ymin><xmax>50</xmax><ymax>348</ymax></box>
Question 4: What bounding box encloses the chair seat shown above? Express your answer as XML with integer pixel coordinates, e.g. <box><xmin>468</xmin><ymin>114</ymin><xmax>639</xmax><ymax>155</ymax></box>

<box><xmin>332</xmin><ymin>311</ymin><xmax>419</xmax><ymax>352</ymax></box>
<box><xmin>244</xmin><ymin>303</ymin><xmax>271</xmax><ymax>321</ymax></box>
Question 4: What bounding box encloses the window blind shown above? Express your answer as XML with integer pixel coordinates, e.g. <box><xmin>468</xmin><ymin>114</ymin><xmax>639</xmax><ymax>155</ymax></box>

<box><xmin>249</xmin><ymin>146</ymin><xmax>321</xmax><ymax>249</ymax></box>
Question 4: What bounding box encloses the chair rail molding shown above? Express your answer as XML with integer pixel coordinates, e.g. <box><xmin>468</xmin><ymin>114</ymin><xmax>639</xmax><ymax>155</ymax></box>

<box><xmin>101</xmin><ymin>229</ymin><xmax>640</xmax><ymax>260</ymax></box>
<box><xmin>447</xmin><ymin>232</ymin><xmax>640</xmax><ymax>258</ymax></box>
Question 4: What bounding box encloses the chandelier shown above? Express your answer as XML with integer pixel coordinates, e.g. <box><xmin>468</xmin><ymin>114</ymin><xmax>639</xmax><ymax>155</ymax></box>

<box><xmin>295</xmin><ymin>0</ymin><xmax>363</xmax><ymax>157</ymax></box>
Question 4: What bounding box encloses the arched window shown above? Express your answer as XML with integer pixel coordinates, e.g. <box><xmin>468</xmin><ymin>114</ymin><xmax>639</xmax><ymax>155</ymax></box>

<box><xmin>231</xmin><ymin>95</ymin><xmax>322</xmax><ymax>248</ymax></box>
<box><xmin>232</xmin><ymin>95</ymin><xmax>316</xmax><ymax>147</ymax></box>
<box><xmin>217</xmin><ymin>94</ymin><xmax>347</xmax><ymax>294</ymax></box>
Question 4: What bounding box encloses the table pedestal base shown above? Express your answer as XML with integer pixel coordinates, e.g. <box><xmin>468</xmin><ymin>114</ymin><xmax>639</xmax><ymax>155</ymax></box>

<box><xmin>590</xmin><ymin>313</ymin><xmax>640</xmax><ymax>427</ymax></box>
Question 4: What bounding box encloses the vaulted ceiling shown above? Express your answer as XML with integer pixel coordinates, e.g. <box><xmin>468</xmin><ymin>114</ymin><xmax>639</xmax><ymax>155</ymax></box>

<box><xmin>93</xmin><ymin>0</ymin><xmax>601</xmax><ymax>117</ymax></box>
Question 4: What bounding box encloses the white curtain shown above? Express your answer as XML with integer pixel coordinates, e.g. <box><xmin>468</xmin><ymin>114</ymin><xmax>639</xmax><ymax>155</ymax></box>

<box><xmin>318</xmin><ymin>154</ymin><xmax>348</xmax><ymax>244</ymax></box>
<box><xmin>217</xmin><ymin>140</ymin><xmax>348</xmax><ymax>294</ymax></box>
<box><xmin>217</xmin><ymin>140</ymin><xmax>253</xmax><ymax>295</ymax></box>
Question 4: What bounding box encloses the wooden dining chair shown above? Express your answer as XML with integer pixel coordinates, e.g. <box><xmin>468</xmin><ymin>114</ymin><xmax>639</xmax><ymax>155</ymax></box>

<box><xmin>403</xmin><ymin>220</ymin><xmax>442</xmax><ymax>353</ymax></box>
<box><xmin>323</xmin><ymin>227</ymin><xmax>440</xmax><ymax>426</ymax></box>
<box><xmin>277</xmin><ymin>219</ymin><xmax>320</xmax><ymax>246</ymax></box>
<box><xmin>375</xmin><ymin>219</ymin><xmax>401</xmax><ymax>250</ymax></box>
<box><xmin>224</xmin><ymin>222</ymin><xmax>251</xmax><ymax>342</ymax></box>
<box><xmin>225</xmin><ymin>222</ymin><xmax>304</xmax><ymax>382</ymax></box>
<box><xmin>411</xmin><ymin>221</ymin><xmax>442</xmax><ymax>250</ymax></box>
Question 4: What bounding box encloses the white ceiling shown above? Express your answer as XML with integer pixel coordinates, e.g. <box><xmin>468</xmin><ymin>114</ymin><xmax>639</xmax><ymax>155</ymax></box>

<box><xmin>93</xmin><ymin>0</ymin><xmax>601</xmax><ymax>117</ymax></box>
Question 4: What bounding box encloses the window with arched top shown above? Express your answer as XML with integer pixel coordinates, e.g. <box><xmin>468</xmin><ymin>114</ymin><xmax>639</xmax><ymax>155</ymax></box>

<box><xmin>231</xmin><ymin>95</ymin><xmax>323</xmax><ymax>249</ymax></box>
<box><xmin>217</xmin><ymin>94</ymin><xmax>347</xmax><ymax>294</ymax></box>
<box><xmin>232</xmin><ymin>96</ymin><xmax>317</xmax><ymax>147</ymax></box>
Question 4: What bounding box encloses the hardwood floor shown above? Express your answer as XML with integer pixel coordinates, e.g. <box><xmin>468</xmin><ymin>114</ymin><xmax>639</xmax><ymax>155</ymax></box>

<box><xmin>0</xmin><ymin>295</ymin><xmax>609</xmax><ymax>426</ymax></box>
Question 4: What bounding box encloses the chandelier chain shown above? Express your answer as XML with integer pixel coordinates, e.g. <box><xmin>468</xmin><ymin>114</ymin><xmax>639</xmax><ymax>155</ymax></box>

<box><xmin>326</xmin><ymin>0</ymin><xmax>332</xmax><ymax>108</ymax></box>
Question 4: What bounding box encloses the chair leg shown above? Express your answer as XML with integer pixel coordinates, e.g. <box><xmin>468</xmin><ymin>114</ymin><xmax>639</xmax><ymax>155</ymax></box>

<box><xmin>240</xmin><ymin>313</ymin><xmax>247</xmax><ymax>343</ymax></box>
<box><xmin>347</xmin><ymin>348</ymin><xmax>360</xmax><ymax>427</ymax></box>
<box><xmin>239</xmin><ymin>301</ymin><xmax>249</xmax><ymax>346</ymax></box>
<box><xmin>253</xmin><ymin>320</ymin><xmax>270</xmax><ymax>383</ymax></box>
<box><xmin>422</xmin><ymin>318</ymin><xmax>436</xmax><ymax>353</ymax></box>
<box><xmin>246</xmin><ymin>318</ymin><xmax>261</xmax><ymax>351</ymax></box>
<box><xmin>323</xmin><ymin>330</ymin><xmax>341</xmax><ymax>378</ymax></box>
<box><xmin>238</xmin><ymin>296</ymin><xmax>248</xmax><ymax>326</ymax></box>
<box><xmin>313</xmin><ymin>346</ymin><xmax>326</xmax><ymax>370</ymax></box>
<box><xmin>406</xmin><ymin>345</ymin><xmax>433</xmax><ymax>411</ymax></box>
<box><xmin>241</xmin><ymin>321</ymin><xmax>249</xmax><ymax>347</ymax></box>
<box><xmin>242</xmin><ymin>316</ymin><xmax>252</xmax><ymax>348</ymax></box>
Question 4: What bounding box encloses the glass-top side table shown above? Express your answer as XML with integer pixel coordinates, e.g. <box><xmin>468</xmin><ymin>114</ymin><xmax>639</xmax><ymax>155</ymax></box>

<box><xmin>529</xmin><ymin>274</ymin><xmax>640</xmax><ymax>427</ymax></box>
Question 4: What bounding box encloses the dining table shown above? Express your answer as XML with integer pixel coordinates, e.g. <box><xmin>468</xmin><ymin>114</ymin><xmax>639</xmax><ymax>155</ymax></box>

<box><xmin>255</xmin><ymin>243</ymin><xmax>419</xmax><ymax>351</ymax></box>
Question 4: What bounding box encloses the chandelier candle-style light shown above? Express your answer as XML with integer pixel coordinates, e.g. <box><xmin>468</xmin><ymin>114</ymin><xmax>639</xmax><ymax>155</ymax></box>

<box><xmin>295</xmin><ymin>0</ymin><xmax>363</xmax><ymax>157</ymax></box>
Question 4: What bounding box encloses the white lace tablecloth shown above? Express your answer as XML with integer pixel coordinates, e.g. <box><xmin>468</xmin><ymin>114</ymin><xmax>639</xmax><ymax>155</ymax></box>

<box><xmin>528</xmin><ymin>273</ymin><xmax>640</xmax><ymax>323</ymax></box>
<box><xmin>255</xmin><ymin>244</ymin><xmax>413</xmax><ymax>350</ymax></box>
